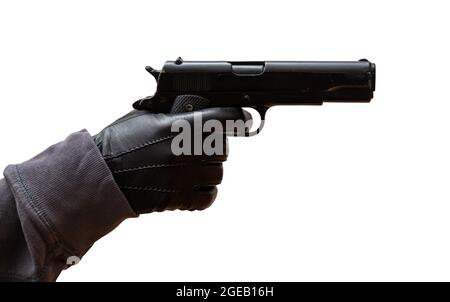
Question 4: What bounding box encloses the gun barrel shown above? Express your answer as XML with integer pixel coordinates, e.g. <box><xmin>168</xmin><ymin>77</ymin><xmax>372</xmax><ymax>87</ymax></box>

<box><xmin>160</xmin><ymin>59</ymin><xmax>375</xmax><ymax>106</ymax></box>
<box><xmin>263</xmin><ymin>60</ymin><xmax>375</xmax><ymax>104</ymax></box>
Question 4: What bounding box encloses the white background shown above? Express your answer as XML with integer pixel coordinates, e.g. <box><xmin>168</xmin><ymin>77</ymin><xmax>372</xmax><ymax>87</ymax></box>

<box><xmin>1</xmin><ymin>0</ymin><xmax>449</xmax><ymax>281</ymax></box>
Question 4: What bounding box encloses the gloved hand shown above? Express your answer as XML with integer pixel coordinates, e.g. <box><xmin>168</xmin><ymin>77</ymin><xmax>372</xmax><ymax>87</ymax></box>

<box><xmin>93</xmin><ymin>108</ymin><xmax>250</xmax><ymax>214</ymax></box>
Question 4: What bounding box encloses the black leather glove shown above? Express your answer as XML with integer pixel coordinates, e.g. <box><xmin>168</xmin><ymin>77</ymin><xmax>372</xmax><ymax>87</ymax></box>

<box><xmin>93</xmin><ymin>108</ymin><xmax>250</xmax><ymax>214</ymax></box>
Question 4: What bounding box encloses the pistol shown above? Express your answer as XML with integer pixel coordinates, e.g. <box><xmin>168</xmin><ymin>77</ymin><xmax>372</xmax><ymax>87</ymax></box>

<box><xmin>133</xmin><ymin>57</ymin><xmax>376</xmax><ymax>135</ymax></box>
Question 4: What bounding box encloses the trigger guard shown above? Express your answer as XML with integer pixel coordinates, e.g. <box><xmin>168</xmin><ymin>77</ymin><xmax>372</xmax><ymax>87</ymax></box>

<box><xmin>240</xmin><ymin>106</ymin><xmax>268</xmax><ymax>137</ymax></box>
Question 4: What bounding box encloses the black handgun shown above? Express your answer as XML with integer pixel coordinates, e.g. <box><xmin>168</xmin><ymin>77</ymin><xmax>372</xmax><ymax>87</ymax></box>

<box><xmin>133</xmin><ymin>57</ymin><xmax>375</xmax><ymax>135</ymax></box>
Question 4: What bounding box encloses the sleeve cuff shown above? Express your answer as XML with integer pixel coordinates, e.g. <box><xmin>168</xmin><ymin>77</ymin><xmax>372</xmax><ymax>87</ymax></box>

<box><xmin>3</xmin><ymin>130</ymin><xmax>137</xmax><ymax>260</ymax></box>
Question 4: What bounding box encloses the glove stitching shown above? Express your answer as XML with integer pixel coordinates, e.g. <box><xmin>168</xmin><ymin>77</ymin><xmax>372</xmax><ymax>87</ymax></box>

<box><xmin>112</xmin><ymin>163</ymin><xmax>185</xmax><ymax>174</ymax></box>
<box><xmin>103</xmin><ymin>135</ymin><xmax>175</xmax><ymax>159</ymax></box>
<box><xmin>119</xmin><ymin>185</ymin><xmax>178</xmax><ymax>193</ymax></box>
<box><xmin>108</xmin><ymin>110</ymin><xmax>148</xmax><ymax>127</ymax></box>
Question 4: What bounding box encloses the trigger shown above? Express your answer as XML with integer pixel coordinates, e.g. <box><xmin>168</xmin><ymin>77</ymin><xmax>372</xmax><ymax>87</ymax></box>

<box><xmin>145</xmin><ymin>66</ymin><xmax>161</xmax><ymax>81</ymax></box>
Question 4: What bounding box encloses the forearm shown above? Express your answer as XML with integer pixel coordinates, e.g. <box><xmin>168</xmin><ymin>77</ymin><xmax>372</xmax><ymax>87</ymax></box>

<box><xmin>0</xmin><ymin>130</ymin><xmax>136</xmax><ymax>281</ymax></box>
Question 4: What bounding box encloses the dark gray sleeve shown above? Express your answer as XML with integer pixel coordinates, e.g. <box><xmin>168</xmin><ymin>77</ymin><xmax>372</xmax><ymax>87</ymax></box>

<box><xmin>0</xmin><ymin>130</ymin><xmax>137</xmax><ymax>281</ymax></box>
